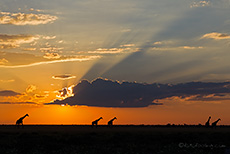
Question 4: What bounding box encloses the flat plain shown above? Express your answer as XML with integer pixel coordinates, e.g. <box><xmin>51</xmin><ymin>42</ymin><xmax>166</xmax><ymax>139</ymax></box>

<box><xmin>0</xmin><ymin>125</ymin><xmax>229</xmax><ymax>154</ymax></box>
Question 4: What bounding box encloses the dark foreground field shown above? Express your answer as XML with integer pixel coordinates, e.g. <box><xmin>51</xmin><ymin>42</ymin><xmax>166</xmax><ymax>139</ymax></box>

<box><xmin>0</xmin><ymin>125</ymin><xmax>230</xmax><ymax>154</ymax></box>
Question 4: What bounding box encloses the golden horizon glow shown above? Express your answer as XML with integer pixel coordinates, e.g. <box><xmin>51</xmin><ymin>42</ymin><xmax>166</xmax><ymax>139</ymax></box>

<box><xmin>1</xmin><ymin>97</ymin><xmax>230</xmax><ymax>125</ymax></box>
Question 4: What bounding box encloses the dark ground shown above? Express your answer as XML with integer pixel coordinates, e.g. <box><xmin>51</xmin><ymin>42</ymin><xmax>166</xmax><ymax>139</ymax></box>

<box><xmin>0</xmin><ymin>125</ymin><xmax>230</xmax><ymax>154</ymax></box>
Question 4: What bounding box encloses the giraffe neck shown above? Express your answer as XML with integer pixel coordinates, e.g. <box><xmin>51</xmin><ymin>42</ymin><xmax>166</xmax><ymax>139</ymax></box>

<box><xmin>22</xmin><ymin>115</ymin><xmax>27</xmax><ymax>119</ymax></box>
<box><xmin>214</xmin><ymin>119</ymin><xmax>220</xmax><ymax>124</ymax></box>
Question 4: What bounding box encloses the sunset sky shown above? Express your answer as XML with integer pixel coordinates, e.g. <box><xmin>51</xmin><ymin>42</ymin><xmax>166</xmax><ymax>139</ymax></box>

<box><xmin>1</xmin><ymin>0</ymin><xmax>230</xmax><ymax>125</ymax></box>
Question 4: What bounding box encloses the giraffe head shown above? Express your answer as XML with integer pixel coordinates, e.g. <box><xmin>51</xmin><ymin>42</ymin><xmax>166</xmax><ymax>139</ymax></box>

<box><xmin>25</xmin><ymin>114</ymin><xmax>29</xmax><ymax>117</ymax></box>
<box><xmin>114</xmin><ymin>117</ymin><xmax>117</xmax><ymax>120</ymax></box>
<box><xmin>100</xmin><ymin>117</ymin><xmax>103</xmax><ymax>119</ymax></box>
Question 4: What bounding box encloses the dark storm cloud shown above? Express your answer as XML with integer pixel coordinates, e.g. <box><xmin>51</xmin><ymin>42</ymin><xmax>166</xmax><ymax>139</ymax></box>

<box><xmin>46</xmin><ymin>78</ymin><xmax>230</xmax><ymax>107</ymax></box>
<box><xmin>0</xmin><ymin>90</ymin><xmax>20</xmax><ymax>96</ymax></box>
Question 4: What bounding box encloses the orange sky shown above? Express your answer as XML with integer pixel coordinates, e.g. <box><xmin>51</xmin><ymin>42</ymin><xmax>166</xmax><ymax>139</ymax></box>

<box><xmin>1</xmin><ymin>97</ymin><xmax>229</xmax><ymax>125</ymax></box>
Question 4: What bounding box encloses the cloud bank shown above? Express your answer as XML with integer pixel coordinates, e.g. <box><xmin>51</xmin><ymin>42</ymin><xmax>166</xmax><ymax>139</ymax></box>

<box><xmin>202</xmin><ymin>32</ymin><xmax>230</xmax><ymax>40</ymax></box>
<box><xmin>190</xmin><ymin>1</ymin><xmax>210</xmax><ymax>8</ymax></box>
<box><xmin>52</xmin><ymin>74</ymin><xmax>76</xmax><ymax>80</ymax></box>
<box><xmin>0</xmin><ymin>90</ymin><xmax>20</xmax><ymax>96</ymax></box>
<box><xmin>26</xmin><ymin>85</ymin><xmax>37</xmax><ymax>93</ymax></box>
<box><xmin>43</xmin><ymin>53</ymin><xmax>61</xmax><ymax>59</ymax></box>
<box><xmin>0</xmin><ymin>11</ymin><xmax>57</xmax><ymax>25</ymax></box>
<box><xmin>87</xmin><ymin>45</ymin><xmax>138</xmax><ymax>54</ymax></box>
<box><xmin>0</xmin><ymin>51</ymin><xmax>101</xmax><ymax>68</ymax></box>
<box><xmin>47</xmin><ymin>78</ymin><xmax>230</xmax><ymax>107</ymax></box>
<box><xmin>0</xmin><ymin>34</ymin><xmax>39</xmax><ymax>49</ymax></box>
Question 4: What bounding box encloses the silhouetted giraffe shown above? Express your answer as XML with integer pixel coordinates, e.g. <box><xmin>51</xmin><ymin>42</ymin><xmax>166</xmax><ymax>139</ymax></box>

<box><xmin>16</xmin><ymin>114</ymin><xmax>29</xmax><ymax>127</ymax></box>
<box><xmin>205</xmin><ymin>116</ymin><xmax>211</xmax><ymax>127</ymax></box>
<box><xmin>108</xmin><ymin>117</ymin><xmax>117</xmax><ymax>126</ymax></box>
<box><xmin>211</xmin><ymin>118</ymin><xmax>221</xmax><ymax>127</ymax></box>
<box><xmin>92</xmin><ymin>117</ymin><xmax>103</xmax><ymax>127</ymax></box>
